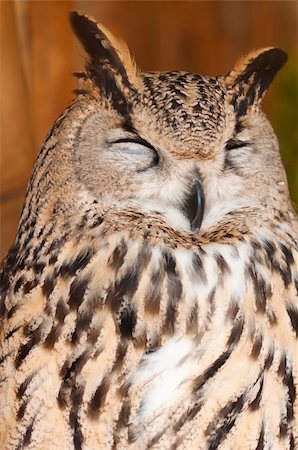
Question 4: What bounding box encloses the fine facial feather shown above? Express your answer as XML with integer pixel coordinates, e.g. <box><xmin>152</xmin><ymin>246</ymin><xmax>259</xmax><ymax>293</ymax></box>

<box><xmin>0</xmin><ymin>10</ymin><xmax>297</xmax><ymax>450</ymax></box>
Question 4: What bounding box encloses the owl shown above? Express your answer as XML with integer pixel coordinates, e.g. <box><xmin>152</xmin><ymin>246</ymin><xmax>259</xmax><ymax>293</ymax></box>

<box><xmin>0</xmin><ymin>11</ymin><xmax>297</xmax><ymax>450</ymax></box>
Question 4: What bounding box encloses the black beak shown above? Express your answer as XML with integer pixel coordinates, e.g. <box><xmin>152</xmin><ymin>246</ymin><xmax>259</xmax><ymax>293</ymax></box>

<box><xmin>182</xmin><ymin>179</ymin><xmax>205</xmax><ymax>232</ymax></box>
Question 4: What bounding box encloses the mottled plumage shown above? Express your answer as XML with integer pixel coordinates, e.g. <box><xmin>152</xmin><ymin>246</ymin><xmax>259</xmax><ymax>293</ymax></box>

<box><xmin>0</xmin><ymin>11</ymin><xmax>297</xmax><ymax>450</ymax></box>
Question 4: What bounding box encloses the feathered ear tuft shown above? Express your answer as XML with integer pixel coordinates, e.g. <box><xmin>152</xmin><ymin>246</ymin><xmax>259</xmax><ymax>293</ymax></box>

<box><xmin>224</xmin><ymin>48</ymin><xmax>288</xmax><ymax>117</ymax></box>
<box><xmin>70</xmin><ymin>11</ymin><xmax>138</xmax><ymax>117</ymax></box>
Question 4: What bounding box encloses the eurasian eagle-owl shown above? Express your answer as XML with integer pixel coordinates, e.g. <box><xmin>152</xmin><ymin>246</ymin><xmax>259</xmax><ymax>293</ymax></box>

<box><xmin>0</xmin><ymin>11</ymin><xmax>297</xmax><ymax>450</ymax></box>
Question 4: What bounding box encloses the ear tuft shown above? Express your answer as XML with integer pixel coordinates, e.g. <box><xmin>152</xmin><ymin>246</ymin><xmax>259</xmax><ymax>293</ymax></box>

<box><xmin>225</xmin><ymin>48</ymin><xmax>288</xmax><ymax>117</ymax></box>
<box><xmin>69</xmin><ymin>11</ymin><xmax>138</xmax><ymax>90</ymax></box>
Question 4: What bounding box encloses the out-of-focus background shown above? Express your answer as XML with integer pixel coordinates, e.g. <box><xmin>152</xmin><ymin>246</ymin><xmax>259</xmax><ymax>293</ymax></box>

<box><xmin>1</xmin><ymin>0</ymin><xmax>297</xmax><ymax>260</ymax></box>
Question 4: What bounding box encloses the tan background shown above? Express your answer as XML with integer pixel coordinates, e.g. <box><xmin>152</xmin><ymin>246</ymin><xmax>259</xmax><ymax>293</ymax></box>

<box><xmin>1</xmin><ymin>0</ymin><xmax>297</xmax><ymax>261</ymax></box>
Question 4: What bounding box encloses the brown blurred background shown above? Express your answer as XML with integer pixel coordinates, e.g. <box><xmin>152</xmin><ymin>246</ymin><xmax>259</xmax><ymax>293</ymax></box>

<box><xmin>1</xmin><ymin>0</ymin><xmax>297</xmax><ymax>260</ymax></box>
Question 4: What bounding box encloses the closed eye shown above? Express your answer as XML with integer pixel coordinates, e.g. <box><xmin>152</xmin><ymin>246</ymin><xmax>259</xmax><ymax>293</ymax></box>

<box><xmin>225</xmin><ymin>138</ymin><xmax>250</xmax><ymax>151</ymax></box>
<box><xmin>110</xmin><ymin>136</ymin><xmax>156</xmax><ymax>151</ymax></box>
<box><xmin>110</xmin><ymin>135</ymin><xmax>159</xmax><ymax>171</ymax></box>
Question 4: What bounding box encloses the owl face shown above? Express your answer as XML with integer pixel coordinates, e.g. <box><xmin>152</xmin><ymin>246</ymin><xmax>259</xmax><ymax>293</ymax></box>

<box><xmin>70</xmin><ymin>12</ymin><xmax>289</xmax><ymax>234</ymax></box>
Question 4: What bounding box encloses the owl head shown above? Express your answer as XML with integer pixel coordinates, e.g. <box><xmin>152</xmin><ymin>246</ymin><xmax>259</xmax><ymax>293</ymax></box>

<box><xmin>26</xmin><ymin>12</ymin><xmax>292</xmax><ymax>238</ymax></box>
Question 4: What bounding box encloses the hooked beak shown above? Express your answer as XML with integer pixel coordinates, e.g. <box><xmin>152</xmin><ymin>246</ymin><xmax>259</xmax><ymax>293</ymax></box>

<box><xmin>182</xmin><ymin>179</ymin><xmax>205</xmax><ymax>232</ymax></box>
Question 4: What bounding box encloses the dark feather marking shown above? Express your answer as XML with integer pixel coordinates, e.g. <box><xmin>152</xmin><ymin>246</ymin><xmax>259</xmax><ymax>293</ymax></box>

<box><xmin>215</xmin><ymin>253</ymin><xmax>231</xmax><ymax>283</ymax></box>
<box><xmin>279</xmin><ymin>419</ymin><xmax>287</xmax><ymax>438</ymax></box>
<box><xmin>249</xmin><ymin>378</ymin><xmax>263</xmax><ymax>411</ymax></box>
<box><xmin>285</xmin><ymin>371</ymin><xmax>295</xmax><ymax>422</ymax></box>
<box><xmin>278</xmin><ymin>354</ymin><xmax>287</xmax><ymax>378</ymax></box>
<box><xmin>46</xmin><ymin>236</ymin><xmax>66</xmax><ymax>256</ymax></box>
<box><xmin>192</xmin><ymin>253</ymin><xmax>207</xmax><ymax>284</ymax></box>
<box><xmin>138</xmin><ymin>243</ymin><xmax>152</xmax><ymax>269</ymax></box>
<box><xmin>119</xmin><ymin>306</ymin><xmax>137</xmax><ymax>339</ymax></box>
<box><xmin>69</xmin><ymin>384</ymin><xmax>84</xmax><ymax>450</ymax></box>
<box><xmin>14</xmin><ymin>275</ymin><xmax>26</xmax><ymax>293</ymax></box>
<box><xmin>88</xmin><ymin>376</ymin><xmax>110</xmax><ymax>419</ymax></box>
<box><xmin>33</xmin><ymin>261</ymin><xmax>46</xmax><ymax>274</ymax></box>
<box><xmin>128</xmin><ymin>426</ymin><xmax>138</xmax><ymax>444</ymax></box>
<box><xmin>17</xmin><ymin>372</ymin><xmax>37</xmax><ymax>399</ymax></box>
<box><xmin>33</xmin><ymin>238</ymin><xmax>46</xmax><ymax>260</ymax></box>
<box><xmin>90</xmin><ymin>216</ymin><xmax>103</xmax><ymax>228</ymax></box>
<box><xmin>72</xmin><ymin>310</ymin><xmax>94</xmax><ymax>344</ymax></box>
<box><xmin>290</xmin><ymin>435</ymin><xmax>295</xmax><ymax>450</ymax></box>
<box><xmin>112</xmin><ymin>341</ymin><xmax>128</xmax><ymax>372</ymax></box>
<box><xmin>42</xmin><ymin>275</ymin><xmax>55</xmax><ymax>299</ymax></box>
<box><xmin>106</xmin><ymin>269</ymin><xmax>138</xmax><ymax>312</ymax></box>
<box><xmin>22</xmin><ymin>419</ymin><xmax>34</xmax><ymax>447</ymax></box>
<box><xmin>146</xmin><ymin>429</ymin><xmax>166</xmax><ymax>449</ymax></box>
<box><xmin>23</xmin><ymin>228</ymin><xmax>34</xmax><ymax>248</ymax></box>
<box><xmin>227</xmin><ymin>317</ymin><xmax>244</xmax><ymax>345</ymax></box>
<box><xmin>295</xmin><ymin>277</ymin><xmax>298</xmax><ymax>295</ymax></box>
<box><xmin>256</xmin><ymin>424</ymin><xmax>265</xmax><ymax>450</ymax></box>
<box><xmin>286</xmin><ymin>306</ymin><xmax>298</xmax><ymax>337</ymax></box>
<box><xmin>226</xmin><ymin>298</ymin><xmax>239</xmax><ymax>321</ymax></box>
<box><xmin>163</xmin><ymin>251</ymin><xmax>182</xmax><ymax>334</ymax></box>
<box><xmin>263</xmin><ymin>240</ymin><xmax>292</xmax><ymax>287</ymax></box>
<box><xmin>60</xmin><ymin>352</ymin><xmax>89</xmax><ymax>380</ymax></box>
<box><xmin>280</xmin><ymin>244</ymin><xmax>294</xmax><ymax>265</ymax></box>
<box><xmin>7</xmin><ymin>304</ymin><xmax>19</xmax><ymax>320</ymax></box>
<box><xmin>15</xmin><ymin>323</ymin><xmax>44</xmax><ymax>368</ymax></box>
<box><xmin>43</xmin><ymin>323</ymin><xmax>63</xmax><ymax>349</ymax></box>
<box><xmin>192</xmin><ymin>348</ymin><xmax>232</xmax><ymax>393</ymax></box>
<box><xmin>280</xmin><ymin>267</ymin><xmax>292</xmax><ymax>288</ymax></box>
<box><xmin>247</xmin><ymin>265</ymin><xmax>269</xmax><ymax>313</ymax></box>
<box><xmin>263</xmin><ymin>239</ymin><xmax>276</xmax><ymax>261</ymax></box>
<box><xmin>108</xmin><ymin>239</ymin><xmax>128</xmax><ymax>272</ymax></box>
<box><xmin>234</xmin><ymin>97</ymin><xmax>249</xmax><ymax>118</ymax></box>
<box><xmin>91</xmin><ymin>66</ymin><xmax>132</xmax><ymax>119</ymax></box>
<box><xmin>144</xmin><ymin>267</ymin><xmax>164</xmax><ymax>315</ymax></box>
<box><xmin>0</xmin><ymin>351</ymin><xmax>12</xmax><ymax>365</ymax></box>
<box><xmin>17</xmin><ymin>398</ymin><xmax>28</xmax><ymax>420</ymax></box>
<box><xmin>207</xmin><ymin>287</ymin><xmax>216</xmax><ymax>320</ymax></box>
<box><xmin>49</xmin><ymin>254</ymin><xmax>58</xmax><ymax>265</ymax></box>
<box><xmin>267</xmin><ymin>309</ymin><xmax>277</xmax><ymax>326</ymax></box>
<box><xmin>58</xmin><ymin>351</ymin><xmax>89</xmax><ymax>409</ymax></box>
<box><xmin>206</xmin><ymin>394</ymin><xmax>245</xmax><ymax>450</ymax></box>
<box><xmin>57</xmin><ymin>387</ymin><xmax>68</xmax><ymax>409</ymax></box>
<box><xmin>250</xmin><ymin>332</ymin><xmax>263</xmax><ymax>359</ymax></box>
<box><xmin>264</xmin><ymin>347</ymin><xmax>275</xmax><ymax>370</ymax></box>
<box><xmin>235</xmin><ymin>120</ymin><xmax>244</xmax><ymax>133</ymax></box>
<box><xmin>56</xmin><ymin>298</ymin><xmax>69</xmax><ymax>322</ymax></box>
<box><xmin>115</xmin><ymin>400</ymin><xmax>131</xmax><ymax>432</ymax></box>
<box><xmin>73</xmin><ymin>71</ymin><xmax>87</xmax><ymax>79</ymax></box>
<box><xmin>3</xmin><ymin>242</ymin><xmax>20</xmax><ymax>274</ymax></box>
<box><xmin>23</xmin><ymin>278</ymin><xmax>39</xmax><ymax>295</ymax></box>
<box><xmin>68</xmin><ymin>278</ymin><xmax>89</xmax><ymax>311</ymax></box>
<box><xmin>174</xmin><ymin>401</ymin><xmax>203</xmax><ymax>432</ymax></box>
<box><xmin>106</xmin><ymin>245</ymin><xmax>150</xmax><ymax>312</ymax></box>
<box><xmin>0</xmin><ymin>283</ymin><xmax>8</xmax><ymax>319</ymax></box>
<box><xmin>5</xmin><ymin>324</ymin><xmax>22</xmax><ymax>340</ymax></box>
<box><xmin>73</xmin><ymin>88</ymin><xmax>90</xmax><ymax>96</ymax></box>
<box><xmin>263</xmin><ymin>240</ymin><xmax>283</xmax><ymax>276</ymax></box>
<box><xmin>87</xmin><ymin>324</ymin><xmax>101</xmax><ymax>345</ymax></box>
<box><xmin>59</xmin><ymin>248</ymin><xmax>93</xmax><ymax>277</ymax></box>
<box><xmin>186</xmin><ymin>302</ymin><xmax>199</xmax><ymax>333</ymax></box>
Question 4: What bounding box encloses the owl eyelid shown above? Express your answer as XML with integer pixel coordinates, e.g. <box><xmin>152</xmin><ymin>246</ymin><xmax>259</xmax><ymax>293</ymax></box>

<box><xmin>225</xmin><ymin>138</ymin><xmax>250</xmax><ymax>151</ymax></box>
<box><xmin>110</xmin><ymin>136</ymin><xmax>156</xmax><ymax>152</ymax></box>
<box><xmin>110</xmin><ymin>136</ymin><xmax>159</xmax><ymax>171</ymax></box>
